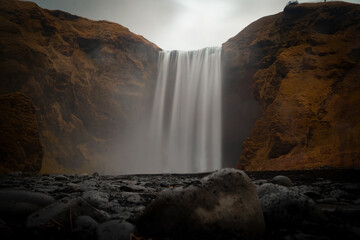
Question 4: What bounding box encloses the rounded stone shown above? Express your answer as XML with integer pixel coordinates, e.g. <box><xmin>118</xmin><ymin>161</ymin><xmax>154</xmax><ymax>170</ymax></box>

<box><xmin>136</xmin><ymin>168</ymin><xmax>265</xmax><ymax>239</ymax></box>
<box><xmin>96</xmin><ymin>220</ymin><xmax>135</xmax><ymax>240</ymax></box>
<box><xmin>271</xmin><ymin>175</ymin><xmax>293</xmax><ymax>187</ymax></box>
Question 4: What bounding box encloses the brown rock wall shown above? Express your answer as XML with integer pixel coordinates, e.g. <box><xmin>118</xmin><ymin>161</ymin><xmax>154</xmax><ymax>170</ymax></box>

<box><xmin>0</xmin><ymin>0</ymin><xmax>160</xmax><ymax>173</ymax></box>
<box><xmin>223</xmin><ymin>2</ymin><xmax>360</xmax><ymax>170</ymax></box>
<box><xmin>0</xmin><ymin>92</ymin><xmax>42</xmax><ymax>173</ymax></box>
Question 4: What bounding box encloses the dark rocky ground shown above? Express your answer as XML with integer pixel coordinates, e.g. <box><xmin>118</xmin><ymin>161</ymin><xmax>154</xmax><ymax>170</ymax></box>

<box><xmin>0</xmin><ymin>169</ymin><xmax>360</xmax><ymax>240</ymax></box>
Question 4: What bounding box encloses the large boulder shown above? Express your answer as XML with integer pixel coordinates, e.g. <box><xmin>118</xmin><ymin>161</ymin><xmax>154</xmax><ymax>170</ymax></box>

<box><xmin>135</xmin><ymin>168</ymin><xmax>265</xmax><ymax>239</ymax></box>
<box><xmin>0</xmin><ymin>92</ymin><xmax>43</xmax><ymax>173</ymax></box>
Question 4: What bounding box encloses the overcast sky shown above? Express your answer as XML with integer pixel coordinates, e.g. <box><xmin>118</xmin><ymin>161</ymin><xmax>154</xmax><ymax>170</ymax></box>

<box><xmin>30</xmin><ymin>0</ymin><xmax>360</xmax><ymax>50</ymax></box>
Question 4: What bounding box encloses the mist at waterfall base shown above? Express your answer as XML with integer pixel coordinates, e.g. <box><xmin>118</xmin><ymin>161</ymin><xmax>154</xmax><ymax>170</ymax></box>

<box><xmin>106</xmin><ymin>47</ymin><xmax>222</xmax><ymax>174</ymax></box>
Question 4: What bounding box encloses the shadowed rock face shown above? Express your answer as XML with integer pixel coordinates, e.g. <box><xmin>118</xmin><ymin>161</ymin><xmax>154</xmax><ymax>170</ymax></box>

<box><xmin>0</xmin><ymin>92</ymin><xmax>43</xmax><ymax>173</ymax></box>
<box><xmin>223</xmin><ymin>2</ymin><xmax>360</xmax><ymax>170</ymax></box>
<box><xmin>0</xmin><ymin>0</ymin><xmax>160</xmax><ymax>173</ymax></box>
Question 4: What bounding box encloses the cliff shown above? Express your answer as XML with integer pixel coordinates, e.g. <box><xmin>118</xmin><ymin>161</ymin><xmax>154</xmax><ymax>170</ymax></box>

<box><xmin>0</xmin><ymin>0</ymin><xmax>160</xmax><ymax>173</ymax></box>
<box><xmin>0</xmin><ymin>92</ymin><xmax>42</xmax><ymax>173</ymax></box>
<box><xmin>223</xmin><ymin>1</ymin><xmax>360</xmax><ymax>170</ymax></box>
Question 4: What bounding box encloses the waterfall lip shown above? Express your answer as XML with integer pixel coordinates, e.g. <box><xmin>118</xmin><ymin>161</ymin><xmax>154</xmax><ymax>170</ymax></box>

<box><xmin>160</xmin><ymin>46</ymin><xmax>222</xmax><ymax>54</ymax></box>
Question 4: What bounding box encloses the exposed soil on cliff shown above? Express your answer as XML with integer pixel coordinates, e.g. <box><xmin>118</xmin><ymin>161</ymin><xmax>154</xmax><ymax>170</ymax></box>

<box><xmin>0</xmin><ymin>0</ymin><xmax>160</xmax><ymax>173</ymax></box>
<box><xmin>0</xmin><ymin>92</ymin><xmax>42</xmax><ymax>173</ymax></box>
<box><xmin>222</xmin><ymin>1</ymin><xmax>360</xmax><ymax>170</ymax></box>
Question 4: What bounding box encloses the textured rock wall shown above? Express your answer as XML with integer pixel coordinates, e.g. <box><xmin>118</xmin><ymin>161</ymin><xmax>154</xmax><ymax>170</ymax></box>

<box><xmin>0</xmin><ymin>92</ymin><xmax>43</xmax><ymax>173</ymax></box>
<box><xmin>0</xmin><ymin>0</ymin><xmax>160</xmax><ymax>173</ymax></box>
<box><xmin>223</xmin><ymin>2</ymin><xmax>360</xmax><ymax>170</ymax></box>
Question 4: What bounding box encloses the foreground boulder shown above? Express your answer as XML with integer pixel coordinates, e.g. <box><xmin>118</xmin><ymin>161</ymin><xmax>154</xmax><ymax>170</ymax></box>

<box><xmin>135</xmin><ymin>168</ymin><xmax>265</xmax><ymax>239</ymax></box>
<box><xmin>0</xmin><ymin>92</ymin><xmax>42</xmax><ymax>173</ymax></box>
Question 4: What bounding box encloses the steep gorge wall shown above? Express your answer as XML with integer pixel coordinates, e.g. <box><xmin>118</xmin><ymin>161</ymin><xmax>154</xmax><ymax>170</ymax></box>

<box><xmin>223</xmin><ymin>2</ymin><xmax>360</xmax><ymax>170</ymax></box>
<box><xmin>0</xmin><ymin>0</ymin><xmax>160</xmax><ymax>173</ymax></box>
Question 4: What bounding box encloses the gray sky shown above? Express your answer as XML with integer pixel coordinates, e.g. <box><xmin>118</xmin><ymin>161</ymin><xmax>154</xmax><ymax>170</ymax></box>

<box><xmin>30</xmin><ymin>0</ymin><xmax>360</xmax><ymax>50</ymax></box>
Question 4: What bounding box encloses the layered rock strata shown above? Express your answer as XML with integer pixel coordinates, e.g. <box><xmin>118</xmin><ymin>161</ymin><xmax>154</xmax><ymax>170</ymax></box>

<box><xmin>223</xmin><ymin>2</ymin><xmax>360</xmax><ymax>170</ymax></box>
<box><xmin>0</xmin><ymin>0</ymin><xmax>160</xmax><ymax>173</ymax></box>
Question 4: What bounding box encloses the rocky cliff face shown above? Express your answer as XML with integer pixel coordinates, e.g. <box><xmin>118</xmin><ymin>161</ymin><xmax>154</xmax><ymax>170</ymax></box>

<box><xmin>223</xmin><ymin>2</ymin><xmax>360</xmax><ymax>170</ymax></box>
<box><xmin>0</xmin><ymin>92</ymin><xmax>43</xmax><ymax>173</ymax></box>
<box><xmin>0</xmin><ymin>0</ymin><xmax>160</xmax><ymax>173</ymax></box>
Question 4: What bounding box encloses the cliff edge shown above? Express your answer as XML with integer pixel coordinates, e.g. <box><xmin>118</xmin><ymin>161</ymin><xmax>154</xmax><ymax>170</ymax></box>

<box><xmin>223</xmin><ymin>1</ymin><xmax>360</xmax><ymax>170</ymax></box>
<box><xmin>0</xmin><ymin>0</ymin><xmax>160</xmax><ymax>173</ymax></box>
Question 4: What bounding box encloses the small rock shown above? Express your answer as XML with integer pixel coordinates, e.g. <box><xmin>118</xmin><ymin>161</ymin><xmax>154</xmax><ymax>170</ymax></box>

<box><xmin>126</xmin><ymin>194</ymin><xmax>143</xmax><ymax>204</ymax></box>
<box><xmin>253</xmin><ymin>179</ymin><xmax>268</xmax><ymax>186</ymax></box>
<box><xmin>0</xmin><ymin>190</ymin><xmax>55</xmax><ymax>221</ymax></box>
<box><xmin>96</xmin><ymin>220</ymin><xmax>135</xmax><ymax>240</ymax></box>
<box><xmin>92</xmin><ymin>172</ymin><xmax>99</xmax><ymax>177</ymax></box>
<box><xmin>136</xmin><ymin>168</ymin><xmax>265</xmax><ymax>239</ymax></box>
<box><xmin>74</xmin><ymin>215</ymin><xmax>98</xmax><ymax>231</ymax></box>
<box><xmin>317</xmin><ymin>198</ymin><xmax>338</xmax><ymax>204</ymax></box>
<box><xmin>73</xmin><ymin>216</ymin><xmax>98</xmax><ymax>240</ymax></box>
<box><xmin>26</xmin><ymin>197</ymin><xmax>109</xmax><ymax>228</ymax></box>
<box><xmin>54</xmin><ymin>175</ymin><xmax>68</xmax><ymax>181</ymax></box>
<box><xmin>257</xmin><ymin>183</ymin><xmax>325</xmax><ymax>228</ymax></box>
<box><xmin>270</xmin><ymin>175</ymin><xmax>293</xmax><ymax>187</ymax></box>
<box><xmin>330</xmin><ymin>189</ymin><xmax>348</xmax><ymax>200</ymax></box>
<box><xmin>82</xmin><ymin>191</ymin><xmax>109</xmax><ymax>207</ymax></box>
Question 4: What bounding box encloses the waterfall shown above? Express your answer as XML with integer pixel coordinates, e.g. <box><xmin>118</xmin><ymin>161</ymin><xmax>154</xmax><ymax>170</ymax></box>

<box><xmin>148</xmin><ymin>47</ymin><xmax>222</xmax><ymax>173</ymax></box>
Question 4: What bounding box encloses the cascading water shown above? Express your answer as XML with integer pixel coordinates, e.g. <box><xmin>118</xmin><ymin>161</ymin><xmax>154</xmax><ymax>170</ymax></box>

<box><xmin>148</xmin><ymin>47</ymin><xmax>222</xmax><ymax>173</ymax></box>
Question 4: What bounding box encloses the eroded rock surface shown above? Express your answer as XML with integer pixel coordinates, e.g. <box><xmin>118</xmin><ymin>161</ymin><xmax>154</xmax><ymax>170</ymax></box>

<box><xmin>0</xmin><ymin>92</ymin><xmax>43</xmax><ymax>173</ymax></box>
<box><xmin>223</xmin><ymin>1</ymin><xmax>360</xmax><ymax>170</ymax></box>
<box><xmin>0</xmin><ymin>0</ymin><xmax>160</xmax><ymax>173</ymax></box>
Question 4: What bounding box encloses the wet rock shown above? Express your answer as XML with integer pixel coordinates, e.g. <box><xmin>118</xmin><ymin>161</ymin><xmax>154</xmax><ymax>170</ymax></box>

<box><xmin>54</xmin><ymin>175</ymin><xmax>68</xmax><ymax>181</ymax></box>
<box><xmin>136</xmin><ymin>168</ymin><xmax>265</xmax><ymax>239</ymax></box>
<box><xmin>271</xmin><ymin>175</ymin><xmax>293</xmax><ymax>187</ymax></box>
<box><xmin>126</xmin><ymin>194</ymin><xmax>143</xmax><ymax>204</ymax></box>
<box><xmin>74</xmin><ymin>215</ymin><xmax>98</xmax><ymax>231</ymax></box>
<box><xmin>82</xmin><ymin>191</ymin><xmax>109</xmax><ymax>207</ymax></box>
<box><xmin>257</xmin><ymin>183</ymin><xmax>325</xmax><ymax>228</ymax></box>
<box><xmin>26</xmin><ymin>197</ymin><xmax>109</xmax><ymax>228</ymax></box>
<box><xmin>0</xmin><ymin>190</ymin><xmax>55</xmax><ymax>221</ymax></box>
<box><xmin>96</xmin><ymin>220</ymin><xmax>135</xmax><ymax>240</ymax></box>
<box><xmin>72</xmin><ymin>216</ymin><xmax>98</xmax><ymax>240</ymax></box>
<box><xmin>317</xmin><ymin>198</ymin><xmax>338</xmax><ymax>204</ymax></box>
<box><xmin>330</xmin><ymin>189</ymin><xmax>348</xmax><ymax>200</ymax></box>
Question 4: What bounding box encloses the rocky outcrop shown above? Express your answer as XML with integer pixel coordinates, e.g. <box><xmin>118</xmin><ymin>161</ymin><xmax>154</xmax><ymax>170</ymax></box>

<box><xmin>0</xmin><ymin>0</ymin><xmax>160</xmax><ymax>173</ymax></box>
<box><xmin>223</xmin><ymin>2</ymin><xmax>360</xmax><ymax>170</ymax></box>
<box><xmin>0</xmin><ymin>92</ymin><xmax>43</xmax><ymax>173</ymax></box>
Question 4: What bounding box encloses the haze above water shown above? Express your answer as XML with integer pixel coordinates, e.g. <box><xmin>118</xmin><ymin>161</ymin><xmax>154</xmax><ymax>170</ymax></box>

<box><xmin>31</xmin><ymin>0</ymin><xmax>360</xmax><ymax>50</ymax></box>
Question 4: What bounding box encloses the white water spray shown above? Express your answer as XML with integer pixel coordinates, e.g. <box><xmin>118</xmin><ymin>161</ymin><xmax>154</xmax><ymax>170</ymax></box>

<box><xmin>148</xmin><ymin>47</ymin><xmax>222</xmax><ymax>173</ymax></box>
